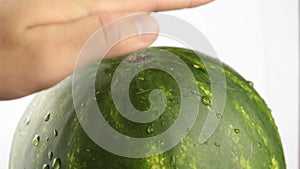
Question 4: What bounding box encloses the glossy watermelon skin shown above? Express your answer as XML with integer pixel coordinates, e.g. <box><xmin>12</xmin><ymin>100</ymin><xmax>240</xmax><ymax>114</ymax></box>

<box><xmin>10</xmin><ymin>47</ymin><xmax>285</xmax><ymax>169</ymax></box>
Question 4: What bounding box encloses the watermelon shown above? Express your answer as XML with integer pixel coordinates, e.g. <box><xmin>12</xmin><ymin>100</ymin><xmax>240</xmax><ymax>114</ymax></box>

<box><xmin>9</xmin><ymin>47</ymin><xmax>285</xmax><ymax>169</ymax></box>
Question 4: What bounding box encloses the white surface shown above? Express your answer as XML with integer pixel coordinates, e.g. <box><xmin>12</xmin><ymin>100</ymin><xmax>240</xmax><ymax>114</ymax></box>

<box><xmin>0</xmin><ymin>0</ymin><xmax>298</xmax><ymax>168</ymax></box>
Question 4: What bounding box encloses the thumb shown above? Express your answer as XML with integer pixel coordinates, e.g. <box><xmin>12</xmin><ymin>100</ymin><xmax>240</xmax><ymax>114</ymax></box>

<box><xmin>76</xmin><ymin>13</ymin><xmax>159</xmax><ymax>69</ymax></box>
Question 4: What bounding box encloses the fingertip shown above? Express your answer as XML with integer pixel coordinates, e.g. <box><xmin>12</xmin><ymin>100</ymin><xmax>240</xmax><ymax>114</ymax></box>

<box><xmin>106</xmin><ymin>13</ymin><xmax>159</xmax><ymax>57</ymax></box>
<box><xmin>106</xmin><ymin>33</ymin><xmax>158</xmax><ymax>58</ymax></box>
<box><xmin>139</xmin><ymin>33</ymin><xmax>158</xmax><ymax>44</ymax></box>
<box><xmin>134</xmin><ymin>14</ymin><xmax>159</xmax><ymax>43</ymax></box>
<box><xmin>134</xmin><ymin>13</ymin><xmax>159</xmax><ymax>35</ymax></box>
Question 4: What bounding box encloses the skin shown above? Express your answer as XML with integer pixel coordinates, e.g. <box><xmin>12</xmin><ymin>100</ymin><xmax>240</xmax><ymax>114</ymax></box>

<box><xmin>0</xmin><ymin>0</ymin><xmax>213</xmax><ymax>100</ymax></box>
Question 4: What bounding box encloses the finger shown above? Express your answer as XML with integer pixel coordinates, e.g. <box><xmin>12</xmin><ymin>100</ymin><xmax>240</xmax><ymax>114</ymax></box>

<box><xmin>17</xmin><ymin>0</ymin><xmax>213</xmax><ymax>32</ymax></box>
<box><xmin>22</xmin><ymin>14</ymin><xmax>158</xmax><ymax>89</ymax></box>
<box><xmin>104</xmin><ymin>14</ymin><xmax>159</xmax><ymax>58</ymax></box>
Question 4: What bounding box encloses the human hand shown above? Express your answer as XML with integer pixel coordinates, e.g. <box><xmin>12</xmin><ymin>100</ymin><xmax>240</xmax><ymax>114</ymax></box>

<box><xmin>0</xmin><ymin>0</ymin><xmax>213</xmax><ymax>100</ymax></box>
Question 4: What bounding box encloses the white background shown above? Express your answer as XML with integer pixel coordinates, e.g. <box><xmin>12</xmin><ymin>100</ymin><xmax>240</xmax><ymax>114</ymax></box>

<box><xmin>0</xmin><ymin>0</ymin><xmax>298</xmax><ymax>168</ymax></box>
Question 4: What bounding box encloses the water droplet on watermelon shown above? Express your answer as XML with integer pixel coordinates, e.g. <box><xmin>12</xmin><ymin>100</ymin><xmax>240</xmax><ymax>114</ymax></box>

<box><xmin>170</xmin><ymin>155</ymin><xmax>176</xmax><ymax>167</ymax></box>
<box><xmin>257</xmin><ymin>143</ymin><xmax>262</xmax><ymax>148</ymax></box>
<box><xmin>25</xmin><ymin>116</ymin><xmax>31</xmax><ymax>125</ymax></box>
<box><xmin>42</xmin><ymin>164</ymin><xmax>50</xmax><ymax>169</ymax></box>
<box><xmin>216</xmin><ymin>113</ymin><xmax>223</xmax><ymax>119</ymax></box>
<box><xmin>157</xmin><ymin>140</ymin><xmax>165</xmax><ymax>146</ymax></box>
<box><xmin>52</xmin><ymin>157</ymin><xmax>61</xmax><ymax>169</ymax></box>
<box><xmin>80</xmin><ymin>102</ymin><xmax>85</xmax><ymax>107</ymax></box>
<box><xmin>193</xmin><ymin>64</ymin><xmax>200</xmax><ymax>69</ymax></box>
<box><xmin>247</xmin><ymin>81</ymin><xmax>254</xmax><ymax>87</ymax></box>
<box><xmin>44</xmin><ymin>112</ymin><xmax>51</xmax><ymax>122</ymax></box>
<box><xmin>46</xmin><ymin>137</ymin><xmax>50</xmax><ymax>142</ymax></box>
<box><xmin>32</xmin><ymin>134</ymin><xmax>40</xmax><ymax>146</ymax></box>
<box><xmin>48</xmin><ymin>151</ymin><xmax>53</xmax><ymax>161</ymax></box>
<box><xmin>201</xmin><ymin>96</ymin><xmax>211</xmax><ymax>105</ymax></box>
<box><xmin>95</xmin><ymin>91</ymin><xmax>101</xmax><ymax>96</ymax></box>
<box><xmin>170</xmin><ymin>68</ymin><xmax>174</xmax><ymax>71</ymax></box>
<box><xmin>138</xmin><ymin>76</ymin><xmax>144</xmax><ymax>81</ymax></box>
<box><xmin>146</xmin><ymin>125</ymin><xmax>154</xmax><ymax>134</ymax></box>
<box><xmin>190</xmin><ymin>90</ymin><xmax>198</xmax><ymax>95</ymax></box>
<box><xmin>234</xmin><ymin>129</ymin><xmax>240</xmax><ymax>134</ymax></box>
<box><xmin>214</xmin><ymin>142</ymin><xmax>221</xmax><ymax>147</ymax></box>
<box><xmin>54</xmin><ymin>129</ymin><xmax>58</xmax><ymax>137</ymax></box>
